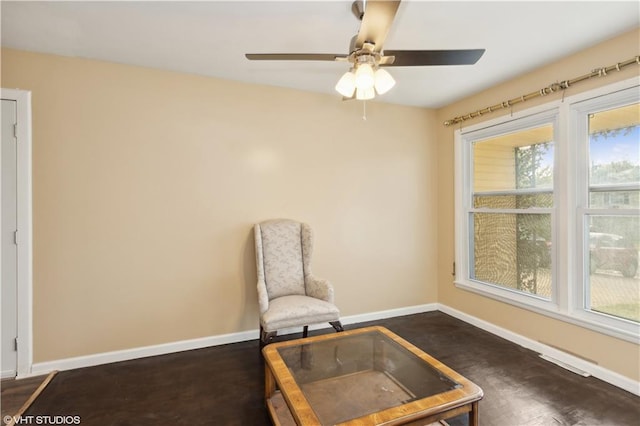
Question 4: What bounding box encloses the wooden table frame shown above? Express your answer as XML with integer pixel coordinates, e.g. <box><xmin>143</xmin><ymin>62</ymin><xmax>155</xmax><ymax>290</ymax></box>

<box><xmin>263</xmin><ymin>326</ymin><xmax>483</xmax><ymax>426</ymax></box>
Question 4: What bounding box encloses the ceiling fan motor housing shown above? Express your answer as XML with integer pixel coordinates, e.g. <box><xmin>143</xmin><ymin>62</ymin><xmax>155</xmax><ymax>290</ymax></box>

<box><xmin>351</xmin><ymin>1</ymin><xmax>365</xmax><ymax>21</ymax></box>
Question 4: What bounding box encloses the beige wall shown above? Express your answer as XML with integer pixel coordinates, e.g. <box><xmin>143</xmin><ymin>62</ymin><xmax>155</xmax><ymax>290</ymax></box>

<box><xmin>436</xmin><ymin>28</ymin><xmax>640</xmax><ymax>381</ymax></box>
<box><xmin>1</xmin><ymin>48</ymin><xmax>438</xmax><ymax>362</ymax></box>
<box><xmin>2</xmin><ymin>27</ymin><xmax>638</xmax><ymax>382</ymax></box>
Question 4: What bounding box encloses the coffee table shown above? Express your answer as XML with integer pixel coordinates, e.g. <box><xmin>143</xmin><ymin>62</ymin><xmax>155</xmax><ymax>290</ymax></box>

<box><xmin>262</xmin><ymin>326</ymin><xmax>483</xmax><ymax>425</ymax></box>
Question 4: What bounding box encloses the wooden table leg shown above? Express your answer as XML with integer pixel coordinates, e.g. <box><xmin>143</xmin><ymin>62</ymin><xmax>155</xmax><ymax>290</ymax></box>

<box><xmin>265</xmin><ymin>360</ymin><xmax>276</xmax><ymax>402</ymax></box>
<box><xmin>469</xmin><ymin>401</ymin><xmax>479</xmax><ymax>426</ymax></box>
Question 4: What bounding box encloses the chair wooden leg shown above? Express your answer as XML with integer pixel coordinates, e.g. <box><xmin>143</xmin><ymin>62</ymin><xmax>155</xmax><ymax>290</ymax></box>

<box><xmin>260</xmin><ymin>326</ymin><xmax>277</xmax><ymax>349</ymax></box>
<box><xmin>329</xmin><ymin>321</ymin><xmax>344</xmax><ymax>333</ymax></box>
<box><xmin>303</xmin><ymin>325</ymin><xmax>309</xmax><ymax>338</ymax></box>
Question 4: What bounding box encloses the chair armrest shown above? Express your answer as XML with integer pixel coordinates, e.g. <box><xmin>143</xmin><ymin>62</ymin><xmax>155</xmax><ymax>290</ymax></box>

<box><xmin>305</xmin><ymin>274</ymin><xmax>334</xmax><ymax>303</ymax></box>
<box><xmin>257</xmin><ymin>279</ymin><xmax>269</xmax><ymax>314</ymax></box>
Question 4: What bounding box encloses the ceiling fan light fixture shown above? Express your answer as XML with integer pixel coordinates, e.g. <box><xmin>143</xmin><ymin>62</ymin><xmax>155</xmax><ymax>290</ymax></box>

<box><xmin>356</xmin><ymin>86</ymin><xmax>375</xmax><ymax>100</ymax></box>
<box><xmin>354</xmin><ymin>63</ymin><xmax>375</xmax><ymax>90</ymax></box>
<box><xmin>335</xmin><ymin>70</ymin><xmax>356</xmax><ymax>97</ymax></box>
<box><xmin>247</xmin><ymin>0</ymin><xmax>487</xmax><ymax>106</ymax></box>
<box><xmin>374</xmin><ymin>68</ymin><xmax>395</xmax><ymax>95</ymax></box>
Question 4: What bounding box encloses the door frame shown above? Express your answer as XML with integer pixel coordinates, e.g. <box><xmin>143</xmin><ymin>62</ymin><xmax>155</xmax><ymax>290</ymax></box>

<box><xmin>1</xmin><ymin>88</ymin><xmax>33</xmax><ymax>377</ymax></box>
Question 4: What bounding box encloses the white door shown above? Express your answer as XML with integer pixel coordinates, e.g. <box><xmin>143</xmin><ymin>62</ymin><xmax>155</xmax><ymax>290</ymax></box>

<box><xmin>1</xmin><ymin>99</ymin><xmax>18</xmax><ymax>378</ymax></box>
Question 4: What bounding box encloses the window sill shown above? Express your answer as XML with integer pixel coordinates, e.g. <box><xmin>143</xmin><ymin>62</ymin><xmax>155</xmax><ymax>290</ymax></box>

<box><xmin>454</xmin><ymin>279</ymin><xmax>640</xmax><ymax>344</ymax></box>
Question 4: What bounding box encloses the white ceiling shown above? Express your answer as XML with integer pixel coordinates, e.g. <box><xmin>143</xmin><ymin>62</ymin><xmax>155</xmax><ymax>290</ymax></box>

<box><xmin>2</xmin><ymin>1</ymin><xmax>638</xmax><ymax>108</ymax></box>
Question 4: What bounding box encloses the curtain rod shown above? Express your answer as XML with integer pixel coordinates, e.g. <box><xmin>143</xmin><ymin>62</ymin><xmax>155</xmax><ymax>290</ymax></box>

<box><xmin>443</xmin><ymin>55</ymin><xmax>640</xmax><ymax>127</ymax></box>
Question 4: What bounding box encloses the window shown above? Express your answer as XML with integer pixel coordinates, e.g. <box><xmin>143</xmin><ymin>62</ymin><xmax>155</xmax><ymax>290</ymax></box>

<box><xmin>469</xmin><ymin>115</ymin><xmax>555</xmax><ymax>300</ymax></box>
<box><xmin>455</xmin><ymin>79</ymin><xmax>640</xmax><ymax>341</ymax></box>
<box><xmin>574</xmin><ymin>88</ymin><xmax>640</xmax><ymax>329</ymax></box>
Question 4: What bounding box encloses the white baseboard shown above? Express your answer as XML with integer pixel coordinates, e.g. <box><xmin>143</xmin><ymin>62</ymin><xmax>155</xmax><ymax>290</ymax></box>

<box><xmin>30</xmin><ymin>303</ymin><xmax>437</xmax><ymax>377</ymax></box>
<box><xmin>29</xmin><ymin>329</ymin><xmax>256</xmax><ymax>377</ymax></box>
<box><xmin>28</xmin><ymin>302</ymin><xmax>638</xmax><ymax>397</ymax></box>
<box><xmin>342</xmin><ymin>303</ymin><xmax>439</xmax><ymax>325</ymax></box>
<box><xmin>438</xmin><ymin>303</ymin><xmax>640</xmax><ymax>396</ymax></box>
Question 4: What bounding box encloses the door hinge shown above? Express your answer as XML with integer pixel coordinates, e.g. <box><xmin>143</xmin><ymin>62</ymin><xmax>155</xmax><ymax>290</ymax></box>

<box><xmin>13</xmin><ymin>123</ymin><xmax>17</xmax><ymax>139</ymax></box>
<box><xmin>14</xmin><ymin>337</ymin><xmax>18</xmax><ymax>351</ymax></box>
<box><xmin>452</xmin><ymin>262</ymin><xmax>456</xmax><ymax>276</ymax></box>
<box><xmin>13</xmin><ymin>230</ymin><xmax>18</xmax><ymax>245</ymax></box>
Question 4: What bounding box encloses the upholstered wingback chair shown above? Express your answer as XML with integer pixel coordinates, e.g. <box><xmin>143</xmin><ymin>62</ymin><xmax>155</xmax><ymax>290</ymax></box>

<box><xmin>254</xmin><ymin>219</ymin><xmax>343</xmax><ymax>346</ymax></box>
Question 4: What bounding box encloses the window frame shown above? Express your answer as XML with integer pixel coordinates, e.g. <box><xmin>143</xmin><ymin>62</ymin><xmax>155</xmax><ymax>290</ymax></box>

<box><xmin>571</xmin><ymin>84</ymin><xmax>640</xmax><ymax>335</ymax></box>
<box><xmin>454</xmin><ymin>77</ymin><xmax>640</xmax><ymax>343</ymax></box>
<box><xmin>456</xmin><ymin>108</ymin><xmax>560</xmax><ymax>312</ymax></box>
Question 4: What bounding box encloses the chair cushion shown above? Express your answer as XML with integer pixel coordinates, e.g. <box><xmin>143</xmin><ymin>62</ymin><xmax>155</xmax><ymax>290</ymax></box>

<box><xmin>260</xmin><ymin>220</ymin><xmax>306</xmax><ymax>299</ymax></box>
<box><xmin>261</xmin><ymin>295</ymin><xmax>341</xmax><ymax>332</ymax></box>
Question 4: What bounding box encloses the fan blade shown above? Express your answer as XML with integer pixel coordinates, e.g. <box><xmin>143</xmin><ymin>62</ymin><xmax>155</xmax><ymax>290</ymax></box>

<box><xmin>355</xmin><ymin>0</ymin><xmax>401</xmax><ymax>52</ymax></box>
<box><xmin>245</xmin><ymin>53</ymin><xmax>347</xmax><ymax>61</ymax></box>
<box><xmin>381</xmin><ymin>49</ymin><xmax>485</xmax><ymax>66</ymax></box>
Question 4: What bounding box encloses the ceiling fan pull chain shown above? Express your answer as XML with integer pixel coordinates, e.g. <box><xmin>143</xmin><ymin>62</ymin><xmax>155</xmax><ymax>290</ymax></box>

<box><xmin>362</xmin><ymin>100</ymin><xmax>367</xmax><ymax>121</ymax></box>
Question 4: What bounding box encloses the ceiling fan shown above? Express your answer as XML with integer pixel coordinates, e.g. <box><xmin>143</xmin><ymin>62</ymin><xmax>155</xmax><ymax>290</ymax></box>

<box><xmin>245</xmin><ymin>0</ymin><xmax>485</xmax><ymax>101</ymax></box>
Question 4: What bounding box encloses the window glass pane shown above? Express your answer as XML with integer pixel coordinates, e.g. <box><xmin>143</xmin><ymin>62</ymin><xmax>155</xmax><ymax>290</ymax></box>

<box><xmin>588</xmin><ymin>102</ymin><xmax>640</xmax><ymax>209</ymax></box>
<box><xmin>515</xmin><ymin>143</ymin><xmax>554</xmax><ymax>190</ymax></box>
<box><xmin>473</xmin><ymin>124</ymin><xmax>554</xmax><ymax>193</ymax></box>
<box><xmin>587</xmin><ymin>215</ymin><xmax>639</xmax><ymax>322</ymax></box>
<box><xmin>472</xmin><ymin>213</ymin><xmax>551</xmax><ymax>298</ymax></box>
<box><xmin>590</xmin><ymin>190</ymin><xmax>639</xmax><ymax>209</ymax></box>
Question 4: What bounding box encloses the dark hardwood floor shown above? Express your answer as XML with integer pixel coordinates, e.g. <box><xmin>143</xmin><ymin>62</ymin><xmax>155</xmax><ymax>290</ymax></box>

<box><xmin>5</xmin><ymin>312</ymin><xmax>639</xmax><ymax>425</ymax></box>
<box><xmin>1</xmin><ymin>374</ymin><xmax>50</xmax><ymax>420</ymax></box>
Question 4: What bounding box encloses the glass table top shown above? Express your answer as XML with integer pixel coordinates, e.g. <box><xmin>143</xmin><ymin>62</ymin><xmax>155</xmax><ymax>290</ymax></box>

<box><xmin>272</xmin><ymin>328</ymin><xmax>464</xmax><ymax>425</ymax></box>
